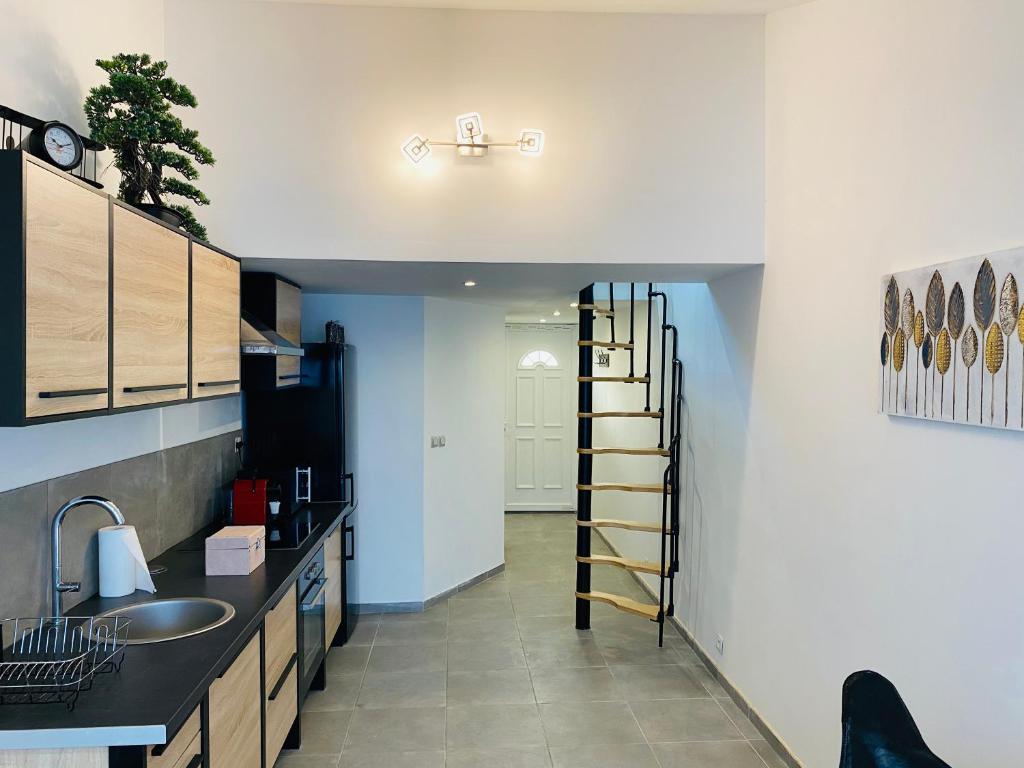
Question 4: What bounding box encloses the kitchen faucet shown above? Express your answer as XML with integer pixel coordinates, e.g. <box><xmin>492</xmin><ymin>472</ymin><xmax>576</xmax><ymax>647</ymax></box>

<box><xmin>50</xmin><ymin>495</ymin><xmax>125</xmax><ymax>617</ymax></box>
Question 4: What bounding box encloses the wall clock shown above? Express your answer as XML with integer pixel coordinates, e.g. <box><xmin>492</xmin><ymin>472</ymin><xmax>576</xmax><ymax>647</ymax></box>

<box><xmin>25</xmin><ymin>121</ymin><xmax>84</xmax><ymax>171</ymax></box>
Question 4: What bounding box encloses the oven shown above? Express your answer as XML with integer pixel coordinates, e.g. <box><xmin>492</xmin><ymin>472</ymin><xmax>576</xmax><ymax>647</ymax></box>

<box><xmin>298</xmin><ymin>545</ymin><xmax>327</xmax><ymax>697</ymax></box>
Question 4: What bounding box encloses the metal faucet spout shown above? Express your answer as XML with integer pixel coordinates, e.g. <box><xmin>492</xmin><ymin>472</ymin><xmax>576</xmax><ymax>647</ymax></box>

<box><xmin>50</xmin><ymin>495</ymin><xmax>126</xmax><ymax>617</ymax></box>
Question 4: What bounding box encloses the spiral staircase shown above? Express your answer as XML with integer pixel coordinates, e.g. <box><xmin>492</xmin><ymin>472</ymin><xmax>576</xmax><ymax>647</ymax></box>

<box><xmin>574</xmin><ymin>283</ymin><xmax>682</xmax><ymax>647</ymax></box>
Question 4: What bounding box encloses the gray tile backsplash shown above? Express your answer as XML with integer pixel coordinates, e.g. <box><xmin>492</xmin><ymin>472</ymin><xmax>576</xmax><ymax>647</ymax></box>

<box><xmin>0</xmin><ymin>430</ymin><xmax>241</xmax><ymax>620</ymax></box>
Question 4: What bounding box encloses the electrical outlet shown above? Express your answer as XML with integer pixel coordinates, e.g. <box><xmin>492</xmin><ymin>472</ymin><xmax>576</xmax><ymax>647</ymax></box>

<box><xmin>715</xmin><ymin>634</ymin><xmax>725</xmax><ymax>655</ymax></box>
<box><xmin>439</xmin><ymin>436</ymin><xmax>446</xmax><ymax>447</ymax></box>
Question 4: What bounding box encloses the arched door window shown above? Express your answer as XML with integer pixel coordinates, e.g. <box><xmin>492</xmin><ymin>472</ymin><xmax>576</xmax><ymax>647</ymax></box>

<box><xmin>518</xmin><ymin>350</ymin><xmax>559</xmax><ymax>369</ymax></box>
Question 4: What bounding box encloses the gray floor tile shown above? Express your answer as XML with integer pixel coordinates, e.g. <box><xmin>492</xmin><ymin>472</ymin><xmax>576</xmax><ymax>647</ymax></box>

<box><xmin>327</xmin><ymin>645</ymin><xmax>371</xmax><ymax>676</ymax></box>
<box><xmin>344</xmin><ymin>706</ymin><xmax>445</xmax><ymax>751</ymax></box>
<box><xmin>750</xmin><ymin>740</ymin><xmax>790</xmax><ymax>768</ymax></box>
<box><xmin>507</xmin><ymin>579</ymin><xmax>567</xmax><ymax>598</ymax></box>
<box><xmin>346</xmin><ymin>621</ymin><xmax>379</xmax><ymax>646</ymax></box>
<box><xmin>523</xmin><ymin>636</ymin><xmax>606</xmax><ymax>669</ymax></box>
<box><xmin>338</xmin><ymin>750</ymin><xmax>444</xmax><ymax>768</ymax></box>
<box><xmin>629</xmin><ymin>699</ymin><xmax>743</xmax><ymax>743</ymax></box>
<box><xmin>446</xmin><ymin>704</ymin><xmax>546</xmax><ymax>750</ymax></box>
<box><xmin>379</xmin><ymin>603</ymin><xmax>449</xmax><ymax>623</ymax></box>
<box><xmin>517</xmin><ymin>616</ymin><xmax>591</xmax><ymax>642</ymax></box>
<box><xmin>356</xmin><ymin>670</ymin><xmax>446</xmax><ymax>709</ymax></box>
<box><xmin>597</xmin><ymin>640</ymin><xmax>681</xmax><ymax>666</ymax></box>
<box><xmin>448</xmin><ymin>668</ymin><xmax>536</xmax><ymax>706</ymax></box>
<box><xmin>446</xmin><ymin>618</ymin><xmax>521</xmax><ymax>643</ymax></box>
<box><xmin>609</xmin><ymin>665</ymin><xmax>709</xmax><ymax>700</ymax></box>
<box><xmin>292</xmin><ymin>709</ymin><xmax>353</xmax><ymax>754</ymax></box>
<box><xmin>652</xmin><ymin>741</ymin><xmax>768</xmax><ymax>768</ymax></box>
<box><xmin>374</xmin><ymin>620</ymin><xmax>447</xmax><ymax>645</ymax></box>
<box><xmin>549</xmin><ymin>743</ymin><xmax>660</xmax><ymax>768</ymax></box>
<box><xmin>531</xmin><ymin>667</ymin><xmax>622</xmax><ymax>703</ymax></box>
<box><xmin>687</xmin><ymin>665</ymin><xmax>730</xmax><ymax>698</ymax></box>
<box><xmin>275</xmin><ymin>754</ymin><xmax>340</xmax><ymax>768</ymax></box>
<box><xmin>447</xmin><ymin>638</ymin><xmax>527</xmax><ymax>672</ymax></box>
<box><xmin>453</xmin><ymin>577</ymin><xmax>511</xmax><ymax>599</ymax></box>
<box><xmin>540</xmin><ymin>701</ymin><xmax>645</xmax><ymax>747</ymax></box>
<box><xmin>512</xmin><ymin>595</ymin><xmax>576</xmax><ymax>618</ymax></box>
<box><xmin>366</xmin><ymin>643</ymin><xmax>446</xmax><ymax>673</ymax></box>
<box><xmin>449</xmin><ymin>597</ymin><xmax>515</xmax><ymax>622</ymax></box>
<box><xmin>717</xmin><ymin>699</ymin><xmax>763</xmax><ymax>739</ymax></box>
<box><xmin>446</xmin><ymin>747</ymin><xmax>552</xmax><ymax>768</ymax></box>
<box><xmin>305</xmin><ymin>673</ymin><xmax>362</xmax><ymax>711</ymax></box>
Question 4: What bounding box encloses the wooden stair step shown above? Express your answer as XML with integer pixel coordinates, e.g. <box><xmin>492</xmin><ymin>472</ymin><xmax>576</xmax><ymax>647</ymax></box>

<box><xmin>578</xmin><ymin>483</ymin><xmax>671</xmax><ymax>494</ymax></box>
<box><xmin>578</xmin><ymin>518</ymin><xmax>667</xmax><ymax>534</ymax></box>
<box><xmin>578</xmin><ymin>447</ymin><xmax>670</xmax><ymax>456</ymax></box>
<box><xmin>576</xmin><ymin>554</ymin><xmax>667</xmax><ymax>576</ymax></box>
<box><xmin>576</xmin><ymin>304</ymin><xmax>615</xmax><ymax>316</ymax></box>
<box><xmin>576</xmin><ymin>591</ymin><xmax>660</xmax><ymax>620</ymax></box>
<box><xmin>577</xmin><ymin>340</ymin><xmax>634</xmax><ymax>350</ymax></box>
<box><xmin>577</xmin><ymin>376</ymin><xmax>650</xmax><ymax>383</ymax></box>
<box><xmin>577</xmin><ymin>411</ymin><xmax>661</xmax><ymax>419</ymax></box>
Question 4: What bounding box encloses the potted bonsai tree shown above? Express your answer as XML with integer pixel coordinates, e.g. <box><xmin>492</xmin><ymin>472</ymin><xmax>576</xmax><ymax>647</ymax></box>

<box><xmin>84</xmin><ymin>53</ymin><xmax>214</xmax><ymax>240</ymax></box>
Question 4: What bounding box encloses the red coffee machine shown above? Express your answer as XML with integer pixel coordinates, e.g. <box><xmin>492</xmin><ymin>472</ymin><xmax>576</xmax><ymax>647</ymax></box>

<box><xmin>232</xmin><ymin>478</ymin><xmax>269</xmax><ymax>525</ymax></box>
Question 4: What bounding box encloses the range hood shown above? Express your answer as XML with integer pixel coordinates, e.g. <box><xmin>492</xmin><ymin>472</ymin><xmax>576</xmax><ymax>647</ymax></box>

<box><xmin>240</xmin><ymin>311</ymin><xmax>304</xmax><ymax>357</ymax></box>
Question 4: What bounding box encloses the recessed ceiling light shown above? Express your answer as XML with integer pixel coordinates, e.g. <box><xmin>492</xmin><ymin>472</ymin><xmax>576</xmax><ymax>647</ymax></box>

<box><xmin>463</xmin><ymin>280</ymin><xmax>476</xmax><ymax>287</ymax></box>
<box><xmin>553</xmin><ymin>310</ymin><xmax>561</xmax><ymax>316</ymax></box>
<box><xmin>570</xmin><ymin>302</ymin><xmax>578</xmax><ymax>308</ymax></box>
<box><xmin>539</xmin><ymin>318</ymin><xmax>547</xmax><ymax>323</ymax></box>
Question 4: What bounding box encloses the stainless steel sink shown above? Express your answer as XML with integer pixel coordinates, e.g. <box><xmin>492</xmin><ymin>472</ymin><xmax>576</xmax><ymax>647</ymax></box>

<box><xmin>95</xmin><ymin>598</ymin><xmax>235</xmax><ymax>645</ymax></box>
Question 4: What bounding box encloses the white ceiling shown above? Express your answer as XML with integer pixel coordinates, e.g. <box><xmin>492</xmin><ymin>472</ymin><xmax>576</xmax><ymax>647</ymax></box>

<box><xmin>253</xmin><ymin>0</ymin><xmax>811</xmax><ymax>14</ymax></box>
<box><xmin>241</xmin><ymin>258</ymin><xmax>753</xmax><ymax>315</ymax></box>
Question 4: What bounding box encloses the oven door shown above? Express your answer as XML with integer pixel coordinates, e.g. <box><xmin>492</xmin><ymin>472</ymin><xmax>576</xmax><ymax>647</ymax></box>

<box><xmin>299</xmin><ymin>563</ymin><xmax>327</xmax><ymax>695</ymax></box>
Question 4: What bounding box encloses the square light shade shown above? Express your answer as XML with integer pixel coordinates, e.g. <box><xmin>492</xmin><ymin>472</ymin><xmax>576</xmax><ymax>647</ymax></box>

<box><xmin>518</xmin><ymin>129</ymin><xmax>545</xmax><ymax>156</ymax></box>
<box><xmin>455</xmin><ymin>112</ymin><xmax>483</xmax><ymax>143</ymax></box>
<box><xmin>402</xmin><ymin>135</ymin><xmax>430</xmax><ymax>164</ymax></box>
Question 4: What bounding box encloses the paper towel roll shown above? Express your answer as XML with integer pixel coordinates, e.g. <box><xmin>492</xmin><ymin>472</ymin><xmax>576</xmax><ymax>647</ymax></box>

<box><xmin>99</xmin><ymin>525</ymin><xmax>157</xmax><ymax>597</ymax></box>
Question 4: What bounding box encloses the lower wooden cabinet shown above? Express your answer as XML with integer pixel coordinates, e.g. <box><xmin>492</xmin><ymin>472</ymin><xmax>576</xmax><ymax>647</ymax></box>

<box><xmin>265</xmin><ymin>664</ymin><xmax>297</xmax><ymax>766</ymax></box>
<box><xmin>147</xmin><ymin>707</ymin><xmax>200</xmax><ymax>768</ymax></box>
<box><xmin>208</xmin><ymin>633</ymin><xmax>261</xmax><ymax>768</ymax></box>
<box><xmin>325</xmin><ymin>527</ymin><xmax>343</xmax><ymax>643</ymax></box>
<box><xmin>264</xmin><ymin>583</ymin><xmax>298</xmax><ymax>767</ymax></box>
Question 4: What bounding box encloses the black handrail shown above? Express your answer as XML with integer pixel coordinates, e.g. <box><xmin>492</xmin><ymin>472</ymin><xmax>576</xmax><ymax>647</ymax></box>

<box><xmin>608</xmin><ymin>283</ymin><xmax>616</xmax><ymax>344</ymax></box>
<box><xmin>645</xmin><ymin>283</ymin><xmax>653</xmax><ymax>411</ymax></box>
<box><xmin>629</xmin><ymin>283</ymin><xmax>635</xmax><ymax>378</ymax></box>
<box><xmin>575</xmin><ymin>284</ymin><xmax>595</xmax><ymax>632</ymax></box>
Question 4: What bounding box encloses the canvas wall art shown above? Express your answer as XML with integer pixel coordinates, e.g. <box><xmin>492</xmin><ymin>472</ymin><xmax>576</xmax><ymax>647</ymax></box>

<box><xmin>880</xmin><ymin>246</ymin><xmax>1024</xmax><ymax>431</ymax></box>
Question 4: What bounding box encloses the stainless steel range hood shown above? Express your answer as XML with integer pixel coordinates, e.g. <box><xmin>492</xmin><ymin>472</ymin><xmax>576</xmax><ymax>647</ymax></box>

<box><xmin>240</xmin><ymin>311</ymin><xmax>304</xmax><ymax>357</ymax></box>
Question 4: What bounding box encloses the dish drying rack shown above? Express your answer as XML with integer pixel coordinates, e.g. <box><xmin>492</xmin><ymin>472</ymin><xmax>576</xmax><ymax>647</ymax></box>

<box><xmin>0</xmin><ymin>616</ymin><xmax>130</xmax><ymax>710</ymax></box>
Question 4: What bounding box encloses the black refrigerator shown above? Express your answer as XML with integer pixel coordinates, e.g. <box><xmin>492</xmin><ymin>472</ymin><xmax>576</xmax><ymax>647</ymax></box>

<box><xmin>242</xmin><ymin>321</ymin><xmax>358</xmax><ymax>643</ymax></box>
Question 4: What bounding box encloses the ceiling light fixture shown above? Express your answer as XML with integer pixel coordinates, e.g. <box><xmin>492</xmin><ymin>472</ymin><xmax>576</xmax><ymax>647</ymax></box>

<box><xmin>539</xmin><ymin>318</ymin><xmax>547</xmax><ymax>323</ymax></box>
<box><xmin>570</xmin><ymin>302</ymin><xmax>578</xmax><ymax>308</ymax></box>
<box><xmin>553</xmin><ymin>310</ymin><xmax>561</xmax><ymax>316</ymax></box>
<box><xmin>403</xmin><ymin>112</ymin><xmax>544</xmax><ymax>164</ymax></box>
<box><xmin>463</xmin><ymin>280</ymin><xmax>477</xmax><ymax>287</ymax></box>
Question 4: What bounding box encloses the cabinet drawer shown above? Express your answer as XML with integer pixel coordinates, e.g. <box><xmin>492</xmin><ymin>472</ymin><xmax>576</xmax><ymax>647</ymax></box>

<box><xmin>325</xmin><ymin>527</ymin><xmax>343</xmax><ymax>643</ymax></box>
<box><xmin>209</xmin><ymin>633</ymin><xmax>261</xmax><ymax>768</ymax></box>
<box><xmin>191</xmin><ymin>243</ymin><xmax>240</xmax><ymax>398</ymax></box>
<box><xmin>148</xmin><ymin>706</ymin><xmax>200</xmax><ymax>768</ymax></box>
<box><xmin>265</xmin><ymin>583</ymin><xmax>297</xmax><ymax>690</ymax></box>
<box><xmin>112</xmin><ymin>206</ymin><xmax>189</xmax><ymax>408</ymax></box>
<box><xmin>265</xmin><ymin>663</ymin><xmax>297</xmax><ymax>767</ymax></box>
<box><xmin>23</xmin><ymin>162</ymin><xmax>109</xmax><ymax>418</ymax></box>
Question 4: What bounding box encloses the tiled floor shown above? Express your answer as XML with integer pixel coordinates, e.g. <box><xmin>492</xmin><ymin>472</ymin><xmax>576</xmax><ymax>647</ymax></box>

<box><xmin>277</xmin><ymin>513</ymin><xmax>787</xmax><ymax>768</ymax></box>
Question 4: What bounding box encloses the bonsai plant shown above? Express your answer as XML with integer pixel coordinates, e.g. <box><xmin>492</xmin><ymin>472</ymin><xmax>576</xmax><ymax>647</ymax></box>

<box><xmin>84</xmin><ymin>53</ymin><xmax>214</xmax><ymax>240</ymax></box>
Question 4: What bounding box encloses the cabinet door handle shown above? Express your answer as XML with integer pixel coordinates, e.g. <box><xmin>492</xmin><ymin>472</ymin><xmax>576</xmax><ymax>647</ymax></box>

<box><xmin>38</xmin><ymin>388</ymin><xmax>108</xmax><ymax>399</ymax></box>
<box><xmin>197</xmin><ymin>379</ymin><xmax>240</xmax><ymax>388</ymax></box>
<box><xmin>345</xmin><ymin>524</ymin><xmax>355</xmax><ymax>562</ymax></box>
<box><xmin>277</xmin><ymin>374</ymin><xmax>302</xmax><ymax>381</ymax></box>
<box><xmin>268</xmin><ymin>654</ymin><xmax>297</xmax><ymax>701</ymax></box>
<box><xmin>123</xmin><ymin>383</ymin><xmax>187</xmax><ymax>393</ymax></box>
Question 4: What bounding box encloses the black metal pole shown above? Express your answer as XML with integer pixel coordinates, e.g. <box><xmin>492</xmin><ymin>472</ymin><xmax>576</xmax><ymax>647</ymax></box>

<box><xmin>628</xmin><ymin>283</ymin><xmax>635</xmax><ymax>378</ymax></box>
<box><xmin>608</xmin><ymin>282</ymin><xmax>615</xmax><ymax>344</ymax></box>
<box><xmin>645</xmin><ymin>283</ymin><xmax>653</xmax><ymax>410</ymax></box>
<box><xmin>576</xmin><ymin>284</ymin><xmax>594</xmax><ymax>630</ymax></box>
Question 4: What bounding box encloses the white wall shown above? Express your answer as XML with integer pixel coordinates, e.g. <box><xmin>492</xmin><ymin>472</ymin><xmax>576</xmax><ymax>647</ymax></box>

<box><xmin>672</xmin><ymin>2</ymin><xmax>1024</xmax><ymax>766</ymax></box>
<box><xmin>423</xmin><ymin>298</ymin><xmax>505</xmax><ymax>598</ymax></box>
<box><xmin>162</xmin><ymin>1</ymin><xmax>765</xmax><ymax>267</ymax></box>
<box><xmin>302</xmin><ymin>293</ymin><xmax>426</xmax><ymax>605</ymax></box>
<box><xmin>0</xmin><ymin>0</ymin><xmax>242</xmax><ymax>493</ymax></box>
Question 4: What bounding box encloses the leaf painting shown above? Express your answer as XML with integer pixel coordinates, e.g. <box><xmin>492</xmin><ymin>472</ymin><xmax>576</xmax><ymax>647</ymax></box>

<box><xmin>922</xmin><ymin>333</ymin><xmax>933</xmax><ymax>414</ymax></box>
<box><xmin>985</xmin><ymin>322</ymin><xmax>1005</xmax><ymax>424</ymax></box>
<box><xmin>998</xmin><ymin>274</ymin><xmax>1019</xmax><ymax>425</ymax></box>
<box><xmin>901</xmin><ymin>290</ymin><xmax>916</xmax><ymax>412</ymax></box>
<box><xmin>936</xmin><ymin>329</ymin><xmax>951</xmax><ymax>417</ymax></box>
<box><xmin>948</xmin><ymin>283</ymin><xmax>965</xmax><ymax>418</ymax></box>
<box><xmin>974</xmin><ymin>258</ymin><xmax>997</xmax><ymax>421</ymax></box>
<box><xmin>883</xmin><ymin>277</ymin><xmax>899</xmax><ymax>411</ymax></box>
<box><xmin>913</xmin><ymin>310</ymin><xmax>925</xmax><ymax>415</ymax></box>
<box><xmin>925</xmin><ymin>271</ymin><xmax>945</xmax><ymax>335</ymax></box>
<box><xmin>880</xmin><ymin>333</ymin><xmax>889</xmax><ymax>410</ymax></box>
<box><xmin>893</xmin><ymin>329</ymin><xmax>906</xmax><ymax>411</ymax></box>
<box><xmin>1019</xmin><ymin>303</ymin><xmax>1024</xmax><ymax>428</ymax></box>
<box><xmin>962</xmin><ymin>325</ymin><xmax>978</xmax><ymax>422</ymax></box>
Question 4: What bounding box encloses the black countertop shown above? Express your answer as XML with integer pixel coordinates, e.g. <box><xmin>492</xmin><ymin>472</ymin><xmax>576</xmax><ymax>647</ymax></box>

<box><xmin>0</xmin><ymin>502</ymin><xmax>351</xmax><ymax>749</ymax></box>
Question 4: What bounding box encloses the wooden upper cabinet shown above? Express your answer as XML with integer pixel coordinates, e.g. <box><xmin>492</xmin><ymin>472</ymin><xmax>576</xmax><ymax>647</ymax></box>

<box><xmin>275</xmin><ymin>279</ymin><xmax>302</xmax><ymax>387</ymax></box>
<box><xmin>23</xmin><ymin>162</ymin><xmax>110</xmax><ymax>418</ymax></box>
<box><xmin>191</xmin><ymin>243</ymin><xmax>240</xmax><ymax>398</ymax></box>
<box><xmin>112</xmin><ymin>207</ymin><xmax>189</xmax><ymax>408</ymax></box>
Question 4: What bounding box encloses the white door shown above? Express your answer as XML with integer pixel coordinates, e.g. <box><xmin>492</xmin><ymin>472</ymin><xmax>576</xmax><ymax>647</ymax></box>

<box><xmin>505</xmin><ymin>324</ymin><xmax>575</xmax><ymax>512</ymax></box>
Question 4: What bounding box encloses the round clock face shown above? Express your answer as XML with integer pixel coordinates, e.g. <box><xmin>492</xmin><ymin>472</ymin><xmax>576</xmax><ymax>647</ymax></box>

<box><xmin>42</xmin><ymin>124</ymin><xmax>82</xmax><ymax>170</ymax></box>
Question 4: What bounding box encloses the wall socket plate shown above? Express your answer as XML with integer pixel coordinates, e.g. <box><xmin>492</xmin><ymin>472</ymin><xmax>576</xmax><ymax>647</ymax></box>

<box><xmin>715</xmin><ymin>634</ymin><xmax>725</xmax><ymax>655</ymax></box>
<box><xmin>430</xmin><ymin>436</ymin><xmax>447</xmax><ymax>448</ymax></box>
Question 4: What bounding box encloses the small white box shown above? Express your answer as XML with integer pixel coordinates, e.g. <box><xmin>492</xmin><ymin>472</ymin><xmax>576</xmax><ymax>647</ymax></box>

<box><xmin>205</xmin><ymin>526</ymin><xmax>266</xmax><ymax>576</ymax></box>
